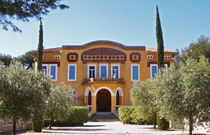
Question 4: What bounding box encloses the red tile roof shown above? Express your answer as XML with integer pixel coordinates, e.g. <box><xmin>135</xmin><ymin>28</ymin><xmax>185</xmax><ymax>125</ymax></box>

<box><xmin>30</xmin><ymin>47</ymin><xmax>62</xmax><ymax>54</ymax></box>
<box><xmin>146</xmin><ymin>47</ymin><xmax>177</xmax><ymax>53</ymax></box>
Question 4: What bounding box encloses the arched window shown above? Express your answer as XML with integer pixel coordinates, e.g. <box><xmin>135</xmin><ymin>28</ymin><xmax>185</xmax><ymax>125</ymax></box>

<box><xmin>88</xmin><ymin>91</ymin><xmax>92</xmax><ymax>105</ymax></box>
<box><xmin>116</xmin><ymin>91</ymin><xmax>119</xmax><ymax>105</ymax></box>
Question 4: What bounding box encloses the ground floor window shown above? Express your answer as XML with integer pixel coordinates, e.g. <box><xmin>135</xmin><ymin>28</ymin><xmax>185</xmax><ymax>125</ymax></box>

<box><xmin>88</xmin><ymin>91</ymin><xmax>92</xmax><ymax>105</ymax></box>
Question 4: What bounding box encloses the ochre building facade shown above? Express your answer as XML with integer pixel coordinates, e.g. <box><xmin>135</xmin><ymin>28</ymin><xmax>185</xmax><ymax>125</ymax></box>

<box><xmin>33</xmin><ymin>40</ymin><xmax>177</xmax><ymax>115</ymax></box>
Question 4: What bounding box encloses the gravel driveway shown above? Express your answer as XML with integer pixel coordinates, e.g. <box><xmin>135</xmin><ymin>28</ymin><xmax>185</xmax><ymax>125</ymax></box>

<box><xmin>18</xmin><ymin>121</ymin><xmax>209</xmax><ymax>135</ymax></box>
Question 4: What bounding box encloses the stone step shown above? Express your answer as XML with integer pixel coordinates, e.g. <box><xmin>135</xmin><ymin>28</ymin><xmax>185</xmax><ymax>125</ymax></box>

<box><xmin>89</xmin><ymin>112</ymin><xmax>119</xmax><ymax>122</ymax></box>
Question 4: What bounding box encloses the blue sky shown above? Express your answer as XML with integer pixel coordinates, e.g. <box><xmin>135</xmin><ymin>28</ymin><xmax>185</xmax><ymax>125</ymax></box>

<box><xmin>0</xmin><ymin>0</ymin><xmax>210</xmax><ymax>57</ymax></box>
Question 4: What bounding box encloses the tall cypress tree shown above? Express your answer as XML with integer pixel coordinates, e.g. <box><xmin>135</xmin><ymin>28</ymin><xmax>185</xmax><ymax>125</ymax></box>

<box><xmin>37</xmin><ymin>20</ymin><xmax>43</xmax><ymax>71</ymax></box>
<box><xmin>156</xmin><ymin>6</ymin><xmax>164</xmax><ymax>69</ymax></box>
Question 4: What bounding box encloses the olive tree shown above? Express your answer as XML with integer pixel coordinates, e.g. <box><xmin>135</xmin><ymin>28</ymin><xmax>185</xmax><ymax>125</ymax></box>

<box><xmin>0</xmin><ymin>61</ymin><xmax>51</xmax><ymax>135</ymax></box>
<box><xmin>130</xmin><ymin>80</ymin><xmax>158</xmax><ymax>128</ymax></box>
<box><xmin>44</xmin><ymin>83</ymin><xmax>74</xmax><ymax>129</ymax></box>
<box><xmin>156</xmin><ymin>56</ymin><xmax>210</xmax><ymax>135</ymax></box>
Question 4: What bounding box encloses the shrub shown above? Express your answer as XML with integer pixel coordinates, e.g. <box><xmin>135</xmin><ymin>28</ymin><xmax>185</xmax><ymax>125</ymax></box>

<box><xmin>118</xmin><ymin>106</ymin><xmax>153</xmax><ymax>125</ymax></box>
<box><xmin>44</xmin><ymin>106</ymin><xmax>88</xmax><ymax>127</ymax></box>
<box><xmin>157</xmin><ymin>114</ymin><xmax>169</xmax><ymax>130</ymax></box>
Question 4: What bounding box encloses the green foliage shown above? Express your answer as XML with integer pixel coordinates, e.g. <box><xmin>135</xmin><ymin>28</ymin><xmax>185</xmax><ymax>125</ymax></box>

<box><xmin>0</xmin><ymin>54</ymin><xmax>12</xmax><ymax>66</ymax></box>
<box><xmin>156</xmin><ymin>56</ymin><xmax>210</xmax><ymax>135</ymax></box>
<box><xmin>16</xmin><ymin>52</ymin><xmax>34</xmax><ymax>69</ymax></box>
<box><xmin>44</xmin><ymin>106</ymin><xmax>88</xmax><ymax>127</ymax></box>
<box><xmin>130</xmin><ymin>80</ymin><xmax>158</xmax><ymax>127</ymax></box>
<box><xmin>0</xmin><ymin>0</ymin><xmax>69</xmax><ymax>32</ymax></box>
<box><xmin>156</xmin><ymin>6</ymin><xmax>164</xmax><ymax>69</ymax></box>
<box><xmin>0</xmin><ymin>61</ymin><xmax>51</xmax><ymax>135</ymax></box>
<box><xmin>37</xmin><ymin>20</ymin><xmax>43</xmax><ymax>71</ymax></box>
<box><xmin>44</xmin><ymin>83</ymin><xmax>74</xmax><ymax>129</ymax></box>
<box><xmin>157</xmin><ymin>113</ymin><xmax>169</xmax><ymax>130</ymax></box>
<box><xmin>176</xmin><ymin>36</ymin><xmax>210</xmax><ymax>63</ymax></box>
<box><xmin>118</xmin><ymin>106</ymin><xmax>153</xmax><ymax>125</ymax></box>
<box><xmin>118</xmin><ymin>106</ymin><xmax>134</xmax><ymax>124</ymax></box>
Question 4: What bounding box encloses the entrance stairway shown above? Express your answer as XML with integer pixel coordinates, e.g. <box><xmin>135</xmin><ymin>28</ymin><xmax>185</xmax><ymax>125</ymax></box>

<box><xmin>88</xmin><ymin>112</ymin><xmax>119</xmax><ymax>122</ymax></box>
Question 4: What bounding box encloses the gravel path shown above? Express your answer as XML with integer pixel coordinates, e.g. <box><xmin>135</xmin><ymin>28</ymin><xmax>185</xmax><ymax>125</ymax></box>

<box><xmin>18</xmin><ymin>121</ymin><xmax>209</xmax><ymax>135</ymax></box>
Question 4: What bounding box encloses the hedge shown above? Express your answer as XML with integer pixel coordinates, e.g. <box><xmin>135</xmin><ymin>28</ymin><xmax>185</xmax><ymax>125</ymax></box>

<box><xmin>157</xmin><ymin>114</ymin><xmax>169</xmax><ymax>130</ymax></box>
<box><xmin>44</xmin><ymin>106</ymin><xmax>88</xmax><ymax>127</ymax></box>
<box><xmin>118</xmin><ymin>106</ymin><xmax>153</xmax><ymax>125</ymax></box>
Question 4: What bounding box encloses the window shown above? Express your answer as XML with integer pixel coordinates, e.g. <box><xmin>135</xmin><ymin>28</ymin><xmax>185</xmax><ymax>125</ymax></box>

<box><xmin>49</xmin><ymin>64</ymin><xmax>57</xmax><ymax>81</ymax></box>
<box><xmin>54</xmin><ymin>55</ymin><xmax>60</xmax><ymax>59</ymax></box>
<box><xmin>131</xmin><ymin>64</ymin><xmax>140</xmax><ymax>81</ymax></box>
<box><xmin>68</xmin><ymin>64</ymin><xmax>76</xmax><ymax>81</ymax></box>
<box><xmin>116</xmin><ymin>91</ymin><xmax>119</xmax><ymax>105</ymax></box>
<box><xmin>111</xmin><ymin>64</ymin><xmax>120</xmax><ymax>78</ymax></box>
<box><xmin>150</xmin><ymin>64</ymin><xmax>157</xmax><ymax>78</ymax></box>
<box><xmin>164</xmin><ymin>56</ymin><xmax>170</xmax><ymax>59</ymax></box>
<box><xmin>147</xmin><ymin>55</ymin><xmax>153</xmax><ymax>59</ymax></box>
<box><xmin>73</xmin><ymin>90</ymin><xmax>77</xmax><ymax>106</ymax></box>
<box><xmin>88</xmin><ymin>64</ymin><xmax>96</xmax><ymax>78</ymax></box>
<box><xmin>100</xmin><ymin>64</ymin><xmax>108</xmax><ymax>78</ymax></box>
<box><xmin>88</xmin><ymin>91</ymin><xmax>92</xmax><ymax>105</ymax></box>
<box><xmin>42</xmin><ymin>64</ymin><xmax>48</xmax><ymax>76</ymax></box>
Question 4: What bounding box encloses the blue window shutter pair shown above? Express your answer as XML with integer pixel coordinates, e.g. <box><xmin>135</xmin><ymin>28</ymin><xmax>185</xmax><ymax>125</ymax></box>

<box><xmin>100</xmin><ymin>66</ymin><xmax>107</xmax><ymax>78</ymax></box>
<box><xmin>152</xmin><ymin>66</ymin><xmax>157</xmax><ymax>78</ymax></box>
<box><xmin>69</xmin><ymin>65</ymin><xmax>76</xmax><ymax>80</ymax></box>
<box><xmin>50</xmin><ymin>65</ymin><xmax>56</xmax><ymax>80</ymax></box>
<box><xmin>132</xmin><ymin>66</ymin><xmax>139</xmax><ymax>80</ymax></box>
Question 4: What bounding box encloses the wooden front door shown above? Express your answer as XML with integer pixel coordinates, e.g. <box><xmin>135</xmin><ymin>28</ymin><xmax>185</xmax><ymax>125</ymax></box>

<box><xmin>97</xmin><ymin>89</ymin><xmax>111</xmax><ymax>112</ymax></box>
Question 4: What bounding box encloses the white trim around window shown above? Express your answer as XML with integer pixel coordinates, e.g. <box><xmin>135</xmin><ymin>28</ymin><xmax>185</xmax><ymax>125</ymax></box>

<box><xmin>87</xmin><ymin>64</ymin><xmax>96</xmax><ymax>78</ymax></box>
<box><xmin>150</xmin><ymin>64</ymin><xmax>157</xmax><ymax>79</ymax></box>
<box><xmin>49</xmin><ymin>64</ymin><xmax>57</xmax><ymax>81</ymax></box>
<box><xmin>42</xmin><ymin>64</ymin><xmax>48</xmax><ymax>76</ymax></box>
<box><xmin>131</xmin><ymin>64</ymin><xmax>140</xmax><ymax>81</ymax></box>
<box><xmin>68</xmin><ymin>64</ymin><xmax>77</xmax><ymax>81</ymax></box>
<box><xmin>111</xmin><ymin>64</ymin><xmax>120</xmax><ymax>78</ymax></box>
<box><xmin>99</xmin><ymin>64</ymin><xmax>108</xmax><ymax>78</ymax></box>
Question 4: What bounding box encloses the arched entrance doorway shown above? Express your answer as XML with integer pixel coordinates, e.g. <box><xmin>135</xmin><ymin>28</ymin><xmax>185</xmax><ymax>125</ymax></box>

<box><xmin>96</xmin><ymin>89</ymin><xmax>111</xmax><ymax>112</ymax></box>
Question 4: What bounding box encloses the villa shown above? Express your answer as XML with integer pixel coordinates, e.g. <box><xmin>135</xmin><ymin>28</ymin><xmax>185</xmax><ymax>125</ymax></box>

<box><xmin>32</xmin><ymin>40</ymin><xmax>177</xmax><ymax>115</ymax></box>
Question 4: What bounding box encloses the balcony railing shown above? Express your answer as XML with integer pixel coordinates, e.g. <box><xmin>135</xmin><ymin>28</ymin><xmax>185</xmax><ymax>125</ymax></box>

<box><xmin>82</xmin><ymin>77</ymin><xmax>125</xmax><ymax>84</ymax></box>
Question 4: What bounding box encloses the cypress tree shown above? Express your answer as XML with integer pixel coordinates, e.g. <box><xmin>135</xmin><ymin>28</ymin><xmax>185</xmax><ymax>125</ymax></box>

<box><xmin>37</xmin><ymin>20</ymin><xmax>43</xmax><ymax>71</ymax></box>
<box><xmin>156</xmin><ymin>6</ymin><xmax>164</xmax><ymax>69</ymax></box>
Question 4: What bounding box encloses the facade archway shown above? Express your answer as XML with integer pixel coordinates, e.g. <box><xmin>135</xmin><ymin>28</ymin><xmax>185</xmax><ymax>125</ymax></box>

<box><xmin>96</xmin><ymin>89</ymin><xmax>111</xmax><ymax>112</ymax></box>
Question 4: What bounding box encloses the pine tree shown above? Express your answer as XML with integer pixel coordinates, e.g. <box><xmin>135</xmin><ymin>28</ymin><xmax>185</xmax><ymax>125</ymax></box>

<box><xmin>156</xmin><ymin>6</ymin><xmax>164</xmax><ymax>69</ymax></box>
<box><xmin>37</xmin><ymin>20</ymin><xmax>43</xmax><ymax>71</ymax></box>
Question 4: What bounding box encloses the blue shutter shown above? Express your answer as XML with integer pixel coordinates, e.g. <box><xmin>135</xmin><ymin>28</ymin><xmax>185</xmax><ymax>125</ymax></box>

<box><xmin>50</xmin><ymin>65</ymin><xmax>56</xmax><ymax>80</ymax></box>
<box><xmin>69</xmin><ymin>65</ymin><xmax>75</xmax><ymax>80</ymax></box>
<box><xmin>152</xmin><ymin>66</ymin><xmax>157</xmax><ymax>78</ymax></box>
<box><xmin>132</xmin><ymin>66</ymin><xmax>139</xmax><ymax>80</ymax></box>
<box><xmin>101</xmin><ymin>66</ymin><xmax>107</xmax><ymax>78</ymax></box>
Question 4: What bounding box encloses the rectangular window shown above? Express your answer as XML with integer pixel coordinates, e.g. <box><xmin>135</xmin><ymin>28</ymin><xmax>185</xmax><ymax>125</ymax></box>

<box><xmin>150</xmin><ymin>64</ymin><xmax>157</xmax><ymax>78</ymax></box>
<box><xmin>42</xmin><ymin>64</ymin><xmax>48</xmax><ymax>76</ymax></box>
<box><xmin>147</xmin><ymin>55</ymin><xmax>153</xmax><ymax>59</ymax></box>
<box><xmin>68</xmin><ymin>64</ymin><xmax>76</xmax><ymax>81</ymax></box>
<box><xmin>131</xmin><ymin>64</ymin><xmax>140</xmax><ymax>81</ymax></box>
<box><xmin>111</xmin><ymin>64</ymin><xmax>120</xmax><ymax>78</ymax></box>
<box><xmin>49</xmin><ymin>64</ymin><xmax>57</xmax><ymax>81</ymax></box>
<box><xmin>88</xmin><ymin>64</ymin><xmax>96</xmax><ymax>78</ymax></box>
<box><xmin>100</xmin><ymin>64</ymin><xmax>108</xmax><ymax>78</ymax></box>
<box><xmin>73</xmin><ymin>90</ymin><xmax>77</xmax><ymax>106</ymax></box>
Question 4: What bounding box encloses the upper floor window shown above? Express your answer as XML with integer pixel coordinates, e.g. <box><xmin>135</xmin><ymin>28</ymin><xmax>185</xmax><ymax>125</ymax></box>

<box><xmin>68</xmin><ymin>64</ymin><xmax>76</xmax><ymax>81</ymax></box>
<box><xmin>147</xmin><ymin>55</ymin><xmax>153</xmax><ymax>59</ymax></box>
<box><xmin>42</xmin><ymin>64</ymin><xmax>48</xmax><ymax>76</ymax></box>
<box><xmin>49</xmin><ymin>64</ymin><xmax>57</xmax><ymax>81</ymax></box>
<box><xmin>164</xmin><ymin>56</ymin><xmax>170</xmax><ymax>59</ymax></box>
<box><xmin>131</xmin><ymin>64</ymin><xmax>140</xmax><ymax>81</ymax></box>
<box><xmin>151</xmin><ymin>64</ymin><xmax>168</xmax><ymax>78</ymax></box>
<box><xmin>100</xmin><ymin>64</ymin><xmax>108</xmax><ymax>78</ymax></box>
<box><xmin>151</xmin><ymin>64</ymin><xmax>157</xmax><ymax>78</ymax></box>
<box><xmin>54</xmin><ymin>55</ymin><xmax>60</xmax><ymax>59</ymax></box>
<box><xmin>111</xmin><ymin>64</ymin><xmax>120</xmax><ymax>78</ymax></box>
<box><xmin>88</xmin><ymin>64</ymin><xmax>96</xmax><ymax>78</ymax></box>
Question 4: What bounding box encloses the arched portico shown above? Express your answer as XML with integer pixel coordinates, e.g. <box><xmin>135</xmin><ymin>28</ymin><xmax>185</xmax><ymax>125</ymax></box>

<box><xmin>96</xmin><ymin>89</ymin><xmax>111</xmax><ymax>112</ymax></box>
